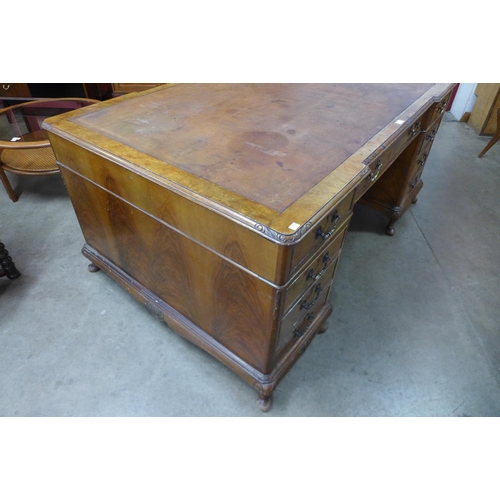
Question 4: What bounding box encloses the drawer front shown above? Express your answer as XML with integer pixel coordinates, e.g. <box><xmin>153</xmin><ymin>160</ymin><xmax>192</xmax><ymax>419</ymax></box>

<box><xmin>289</xmin><ymin>191</ymin><xmax>353</xmax><ymax>274</ymax></box>
<box><xmin>428</xmin><ymin>90</ymin><xmax>452</xmax><ymax>126</ymax></box>
<box><xmin>354</xmin><ymin>162</ymin><xmax>382</xmax><ymax>202</ymax></box>
<box><xmin>421</xmin><ymin>123</ymin><xmax>440</xmax><ymax>149</ymax></box>
<box><xmin>0</xmin><ymin>83</ymin><xmax>31</xmax><ymax>98</ymax></box>
<box><xmin>283</xmin><ymin>226</ymin><xmax>345</xmax><ymax>313</ymax></box>
<box><xmin>276</xmin><ymin>281</ymin><xmax>332</xmax><ymax>355</ymax></box>
<box><xmin>409</xmin><ymin>166</ymin><xmax>424</xmax><ymax>192</ymax></box>
<box><xmin>410</xmin><ymin>140</ymin><xmax>433</xmax><ymax>179</ymax></box>
<box><xmin>355</xmin><ymin>114</ymin><xmax>427</xmax><ymax>202</ymax></box>
<box><xmin>368</xmin><ymin>115</ymin><xmax>427</xmax><ymax>170</ymax></box>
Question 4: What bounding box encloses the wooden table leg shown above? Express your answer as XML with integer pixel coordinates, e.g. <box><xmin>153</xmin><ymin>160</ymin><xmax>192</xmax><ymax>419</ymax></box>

<box><xmin>0</xmin><ymin>165</ymin><xmax>18</xmax><ymax>202</ymax></box>
<box><xmin>257</xmin><ymin>393</ymin><xmax>273</xmax><ymax>412</ymax></box>
<box><xmin>88</xmin><ymin>263</ymin><xmax>100</xmax><ymax>273</ymax></box>
<box><xmin>317</xmin><ymin>320</ymin><xmax>329</xmax><ymax>334</ymax></box>
<box><xmin>385</xmin><ymin>223</ymin><xmax>396</xmax><ymax>236</ymax></box>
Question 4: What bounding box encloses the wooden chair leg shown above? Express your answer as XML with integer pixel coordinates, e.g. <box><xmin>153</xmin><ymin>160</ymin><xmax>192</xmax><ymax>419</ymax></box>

<box><xmin>0</xmin><ymin>165</ymin><xmax>18</xmax><ymax>202</ymax></box>
<box><xmin>478</xmin><ymin>107</ymin><xmax>500</xmax><ymax>158</ymax></box>
<box><xmin>478</xmin><ymin>133</ymin><xmax>500</xmax><ymax>158</ymax></box>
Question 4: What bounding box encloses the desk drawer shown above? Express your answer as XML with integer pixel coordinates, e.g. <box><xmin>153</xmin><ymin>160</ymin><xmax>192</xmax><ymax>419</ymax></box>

<box><xmin>409</xmin><ymin>139</ymin><xmax>433</xmax><ymax>179</ymax></box>
<box><xmin>283</xmin><ymin>240</ymin><xmax>341</xmax><ymax>314</ymax></box>
<box><xmin>428</xmin><ymin>89</ymin><xmax>453</xmax><ymax>126</ymax></box>
<box><xmin>422</xmin><ymin>123</ymin><xmax>440</xmax><ymax>148</ymax></box>
<box><xmin>289</xmin><ymin>191</ymin><xmax>353</xmax><ymax>274</ymax></box>
<box><xmin>354</xmin><ymin>162</ymin><xmax>383</xmax><ymax>202</ymax></box>
<box><xmin>409</xmin><ymin>165</ymin><xmax>424</xmax><ymax>192</ymax></box>
<box><xmin>276</xmin><ymin>281</ymin><xmax>332</xmax><ymax>355</ymax></box>
<box><xmin>365</xmin><ymin>115</ymin><xmax>425</xmax><ymax>170</ymax></box>
<box><xmin>283</xmin><ymin>226</ymin><xmax>346</xmax><ymax>313</ymax></box>
<box><xmin>355</xmin><ymin>115</ymin><xmax>427</xmax><ymax>202</ymax></box>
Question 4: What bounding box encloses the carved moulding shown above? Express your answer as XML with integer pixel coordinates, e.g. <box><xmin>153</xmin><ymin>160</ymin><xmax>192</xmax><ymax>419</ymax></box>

<box><xmin>254</xmin><ymin>221</ymin><xmax>313</xmax><ymax>244</ymax></box>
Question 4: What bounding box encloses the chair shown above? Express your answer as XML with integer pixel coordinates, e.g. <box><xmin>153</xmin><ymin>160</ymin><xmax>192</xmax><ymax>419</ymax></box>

<box><xmin>478</xmin><ymin>106</ymin><xmax>500</xmax><ymax>158</ymax></box>
<box><xmin>0</xmin><ymin>98</ymin><xmax>98</xmax><ymax>201</ymax></box>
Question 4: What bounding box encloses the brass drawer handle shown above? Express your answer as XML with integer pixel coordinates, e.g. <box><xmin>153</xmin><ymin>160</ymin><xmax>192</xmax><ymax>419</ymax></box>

<box><xmin>370</xmin><ymin>160</ymin><xmax>383</xmax><ymax>181</ymax></box>
<box><xmin>316</xmin><ymin>225</ymin><xmax>337</xmax><ymax>240</ymax></box>
<box><xmin>316</xmin><ymin>211</ymin><xmax>341</xmax><ymax>240</ymax></box>
<box><xmin>425</xmin><ymin>129</ymin><xmax>437</xmax><ymax>141</ymax></box>
<box><xmin>2</xmin><ymin>84</ymin><xmax>10</xmax><ymax>91</ymax></box>
<box><xmin>409</xmin><ymin>122</ymin><xmax>422</xmax><ymax>137</ymax></box>
<box><xmin>437</xmin><ymin>101</ymin><xmax>447</xmax><ymax>114</ymax></box>
<box><xmin>418</xmin><ymin>152</ymin><xmax>429</xmax><ymax>166</ymax></box>
<box><xmin>306</xmin><ymin>251</ymin><xmax>331</xmax><ymax>281</ymax></box>
<box><xmin>293</xmin><ymin>313</ymin><xmax>315</xmax><ymax>338</ymax></box>
<box><xmin>410</xmin><ymin>174</ymin><xmax>421</xmax><ymax>189</ymax></box>
<box><xmin>300</xmin><ymin>284</ymin><xmax>323</xmax><ymax>310</ymax></box>
<box><xmin>330</xmin><ymin>211</ymin><xmax>341</xmax><ymax>225</ymax></box>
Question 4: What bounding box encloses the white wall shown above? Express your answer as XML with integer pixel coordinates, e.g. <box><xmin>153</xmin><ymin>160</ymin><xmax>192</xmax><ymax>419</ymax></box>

<box><xmin>450</xmin><ymin>83</ymin><xmax>477</xmax><ymax>121</ymax></box>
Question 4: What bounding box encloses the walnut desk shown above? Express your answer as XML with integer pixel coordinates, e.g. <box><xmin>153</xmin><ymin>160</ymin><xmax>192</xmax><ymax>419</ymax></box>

<box><xmin>44</xmin><ymin>83</ymin><xmax>455</xmax><ymax>411</ymax></box>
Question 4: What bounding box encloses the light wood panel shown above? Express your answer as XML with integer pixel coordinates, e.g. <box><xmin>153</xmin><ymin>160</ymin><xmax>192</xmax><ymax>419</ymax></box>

<box><xmin>469</xmin><ymin>83</ymin><xmax>500</xmax><ymax>135</ymax></box>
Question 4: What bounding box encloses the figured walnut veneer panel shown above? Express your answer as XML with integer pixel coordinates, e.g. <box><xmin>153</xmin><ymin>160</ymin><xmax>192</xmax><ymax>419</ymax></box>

<box><xmin>61</xmin><ymin>167</ymin><xmax>279</xmax><ymax>373</ymax></box>
<box><xmin>71</xmin><ymin>83</ymin><xmax>434</xmax><ymax>212</ymax></box>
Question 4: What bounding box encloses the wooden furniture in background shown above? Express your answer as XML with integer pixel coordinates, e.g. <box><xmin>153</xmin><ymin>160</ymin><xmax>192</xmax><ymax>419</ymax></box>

<box><xmin>0</xmin><ymin>98</ymin><xmax>98</xmax><ymax>202</ymax></box>
<box><xmin>44</xmin><ymin>83</ymin><xmax>455</xmax><ymax>411</ymax></box>
<box><xmin>111</xmin><ymin>83</ymin><xmax>164</xmax><ymax>94</ymax></box>
<box><xmin>0</xmin><ymin>83</ymin><xmax>112</xmax><ymax>103</ymax></box>
<box><xmin>0</xmin><ymin>84</ymin><xmax>32</xmax><ymax>98</ymax></box>
<box><xmin>468</xmin><ymin>83</ymin><xmax>500</xmax><ymax>136</ymax></box>
<box><xmin>478</xmin><ymin>107</ymin><xmax>500</xmax><ymax>158</ymax></box>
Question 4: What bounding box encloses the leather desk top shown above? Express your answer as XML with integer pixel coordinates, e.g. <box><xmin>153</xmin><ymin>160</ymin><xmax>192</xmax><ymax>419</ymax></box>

<box><xmin>44</xmin><ymin>83</ymin><xmax>453</xmax><ymax>237</ymax></box>
<box><xmin>71</xmin><ymin>83</ymin><xmax>434</xmax><ymax>212</ymax></box>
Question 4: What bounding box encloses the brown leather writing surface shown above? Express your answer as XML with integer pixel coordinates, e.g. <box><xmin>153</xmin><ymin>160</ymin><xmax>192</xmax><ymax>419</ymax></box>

<box><xmin>72</xmin><ymin>83</ymin><xmax>434</xmax><ymax>212</ymax></box>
